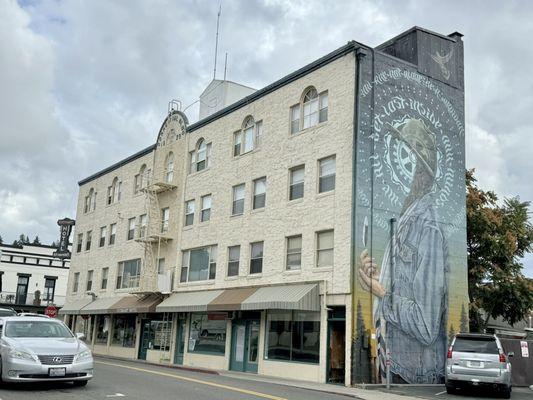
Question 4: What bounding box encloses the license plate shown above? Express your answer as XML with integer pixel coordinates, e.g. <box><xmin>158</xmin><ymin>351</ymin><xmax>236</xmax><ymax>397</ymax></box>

<box><xmin>469</xmin><ymin>361</ymin><xmax>482</xmax><ymax>367</ymax></box>
<box><xmin>49</xmin><ymin>367</ymin><xmax>66</xmax><ymax>377</ymax></box>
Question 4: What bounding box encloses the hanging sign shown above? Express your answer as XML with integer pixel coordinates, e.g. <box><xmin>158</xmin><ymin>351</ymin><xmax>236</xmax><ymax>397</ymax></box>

<box><xmin>53</xmin><ymin>218</ymin><xmax>75</xmax><ymax>259</ymax></box>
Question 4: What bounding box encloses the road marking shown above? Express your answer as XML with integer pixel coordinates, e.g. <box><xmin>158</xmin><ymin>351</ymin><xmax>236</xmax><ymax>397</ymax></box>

<box><xmin>106</xmin><ymin>394</ymin><xmax>125</xmax><ymax>398</ymax></box>
<box><xmin>96</xmin><ymin>361</ymin><xmax>287</xmax><ymax>400</ymax></box>
<box><xmin>435</xmin><ymin>390</ymin><xmax>447</xmax><ymax>396</ymax></box>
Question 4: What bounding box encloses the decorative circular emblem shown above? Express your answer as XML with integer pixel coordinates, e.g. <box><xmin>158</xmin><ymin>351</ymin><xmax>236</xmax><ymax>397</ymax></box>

<box><xmin>52</xmin><ymin>357</ymin><xmax>62</xmax><ymax>363</ymax></box>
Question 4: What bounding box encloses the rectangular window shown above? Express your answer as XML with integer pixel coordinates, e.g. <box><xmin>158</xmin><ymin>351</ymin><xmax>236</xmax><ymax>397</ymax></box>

<box><xmin>107</xmin><ymin>186</ymin><xmax>113</xmax><ymax>205</ymax></box>
<box><xmin>101</xmin><ymin>267</ymin><xmax>109</xmax><ymax>290</ymax></box>
<box><xmin>114</xmin><ymin>181</ymin><xmax>122</xmax><ymax>203</ymax></box>
<box><xmin>84</xmin><ymin>196</ymin><xmax>90</xmax><ymax>213</ymax></box>
<box><xmin>185</xmin><ymin>200</ymin><xmax>195</xmax><ymax>226</ymax></box>
<box><xmin>289</xmin><ymin>166</ymin><xmax>305</xmax><ymax>200</ymax></box>
<box><xmin>85</xmin><ymin>231</ymin><xmax>92</xmax><ymax>251</ymax></box>
<box><xmin>188</xmin><ymin>313</ymin><xmax>226</xmax><ymax>355</ymax></box>
<box><xmin>127</xmin><ymin>217</ymin><xmax>136</xmax><ymax>240</ymax></box>
<box><xmin>109</xmin><ymin>223</ymin><xmax>117</xmax><ymax>245</ymax></box>
<box><xmin>233</xmin><ymin>131</ymin><xmax>242</xmax><ymax>156</ymax></box>
<box><xmin>290</xmin><ymin>104</ymin><xmax>300</xmax><ymax>134</ymax></box>
<box><xmin>201</xmin><ymin>195</ymin><xmax>211</xmax><ymax>222</ymax></box>
<box><xmin>95</xmin><ymin>315</ymin><xmax>110</xmax><ymax>344</ymax></box>
<box><xmin>180</xmin><ymin>245</ymin><xmax>217</xmax><ymax>283</ymax></box>
<box><xmin>255</xmin><ymin>120</ymin><xmax>263</xmax><ymax>147</ymax></box>
<box><xmin>286</xmin><ymin>235</ymin><xmax>302</xmax><ymax>270</ymax></box>
<box><xmin>303</xmin><ymin>96</ymin><xmax>318</xmax><ymax>129</ymax></box>
<box><xmin>99</xmin><ymin>226</ymin><xmax>107</xmax><ymax>247</ymax></box>
<box><xmin>265</xmin><ymin>310</ymin><xmax>320</xmax><ymax>364</ymax></box>
<box><xmin>111</xmin><ymin>314</ymin><xmax>136</xmax><ymax>348</ymax></box>
<box><xmin>316</xmin><ymin>230</ymin><xmax>334</xmax><ymax>267</ymax></box>
<box><xmin>232</xmin><ymin>184</ymin><xmax>245</xmax><ymax>215</ymax></box>
<box><xmin>73</xmin><ymin>272</ymin><xmax>80</xmax><ymax>293</ymax></box>
<box><xmin>76</xmin><ymin>233</ymin><xmax>83</xmax><ymax>253</ymax></box>
<box><xmin>227</xmin><ymin>245</ymin><xmax>240</xmax><ymax>277</ymax></box>
<box><xmin>86</xmin><ymin>270</ymin><xmax>94</xmax><ymax>291</ymax></box>
<box><xmin>44</xmin><ymin>278</ymin><xmax>56</xmax><ymax>301</ymax></box>
<box><xmin>189</xmin><ymin>150</ymin><xmax>196</xmax><ymax>173</ymax></box>
<box><xmin>157</xmin><ymin>258</ymin><xmax>165</xmax><ymax>275</ymax></box>
<box><xmin>161</xmin><ymin>208</ymin><xmax>169</xmax><ymax>232</ymax></box>
<box><xmin>243</xmin><ymin>124</ymin><xmax>254</xmax><ymax>153</ymax></box>
<box><xmin>253</xmin><ymin>177</ymin><xmax>266</xmax><ymax>209</ymax></box>
<box><xmin>250</xmin><ymin>241</ymin><xmax>263</xmax><ymax>274</ymax></box>
<box><xmin>116</xmin><ymin>259</ymin><xmax>141</xmax><ymax>289</ymax></box>
<box><xmin>318</xmin><ymin>155</ymin><xmax>336</xmax><ymax>193</ymax></box>
<box><xmin>134</xmin><ymin>174</ymin><xmax>141</xmax><ymax>194</ymax></box>
<box><xmin>139</xmin><ymin>214</ymin><xmax>147</xmax><ymax>238</ymax></box>
<box><xmin>319</xmin><ymin>92</ymin><xmax>328</xmax><ymax>123</ymax></box>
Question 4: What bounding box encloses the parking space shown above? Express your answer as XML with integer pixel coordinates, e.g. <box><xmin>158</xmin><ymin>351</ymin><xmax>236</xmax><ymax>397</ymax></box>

<box><xmin>374</xmin><ymin>385</ymin><xmax>532</xmax><ymax>400</ymax></box>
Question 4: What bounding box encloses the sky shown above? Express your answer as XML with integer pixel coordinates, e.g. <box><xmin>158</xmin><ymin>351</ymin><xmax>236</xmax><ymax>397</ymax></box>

<box><xmin>1</xmin><ymin>0</ymin><xmax>532</xmax><ymax>276</ymax></box>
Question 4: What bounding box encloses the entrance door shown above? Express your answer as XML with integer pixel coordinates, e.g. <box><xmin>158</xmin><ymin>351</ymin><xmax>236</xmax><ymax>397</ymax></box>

<box><xmin>174</xmin><ymin>317</ymin><xmax>185</xmax><ymax>365</ymax></box>
<box><xmin>15</xmin><ymin>276</ymin><xmax>29</xmax><ymax>305</ymax></box>
<box><xmin>138</xmin><ymin>319</ymin><xmax>153</xmax><ymax>360</ymax></box>
<box><xmin>327</xmin><ymin>307</ymin><xmax>346</xmax><ymax>384</ymax></box>
<box><xmin>230</xmin><ymin>320</ymin><xmax>259</xmax><ymax>373</ymax></box>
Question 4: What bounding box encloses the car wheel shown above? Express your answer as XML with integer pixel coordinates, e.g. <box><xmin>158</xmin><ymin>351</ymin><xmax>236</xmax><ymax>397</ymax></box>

<box><xmin>73</xmin><ymin>380</ymin><xmax>88</xmax><ymax>387</ymax></box>
<box><xmin>501</xmin><ymin>385</ymin><xmax>511</xmax><ymax>399</ymax></box>
<box><xmin>446</xmin><ymin>385</ymin><xmax>456</xmax><ymax>394</ymax></box>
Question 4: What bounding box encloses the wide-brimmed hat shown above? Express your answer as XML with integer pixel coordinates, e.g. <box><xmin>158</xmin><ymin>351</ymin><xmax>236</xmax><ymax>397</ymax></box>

<box><xmin>386</xmin><ymin>119</ymin><xmax>437</xmax><ymax>178</ymax></box>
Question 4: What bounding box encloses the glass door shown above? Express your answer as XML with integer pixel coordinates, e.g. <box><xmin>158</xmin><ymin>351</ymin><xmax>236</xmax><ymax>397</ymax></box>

<box><xmin>138</xmin><ymin>320</ymin><xmax>153</xmax><ymax>360</ymax></box>
<box><xmin>230</xmin><ymin>320</ymin><xmax>259</xmax><ymax>373</ymax></box>
<box><xmin>15</xmin><ymin>276</ymin><xmax>29</xmax><ymax>305</ymax></box>
<box><xmin>174</xmin><ymin>316</ymin><xmax>185</xmax><ymax>365</ymax></box>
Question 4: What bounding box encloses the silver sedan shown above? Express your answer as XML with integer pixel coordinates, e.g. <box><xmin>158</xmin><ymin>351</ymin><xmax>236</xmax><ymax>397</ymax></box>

<box><xmin>0</xmin><ymin>316</ymin><xmax>93</xmax><ymax>385</ymax></box>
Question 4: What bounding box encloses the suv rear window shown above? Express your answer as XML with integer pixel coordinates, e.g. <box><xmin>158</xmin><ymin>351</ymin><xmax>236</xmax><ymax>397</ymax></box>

<box><xmin>453</xmin><ymin>337</ymin><xmax>499</xmax><ymax>354</ymax></box>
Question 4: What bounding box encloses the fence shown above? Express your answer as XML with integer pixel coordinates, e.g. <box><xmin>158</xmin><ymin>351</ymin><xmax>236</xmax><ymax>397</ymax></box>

<box><xmin>500</xmin><ymin>338</ymin><xmax>533</xmax><ymax>387</ymax></box>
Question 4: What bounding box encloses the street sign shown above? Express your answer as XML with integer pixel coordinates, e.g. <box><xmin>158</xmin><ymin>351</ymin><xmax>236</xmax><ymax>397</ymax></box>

<box><xmin>53</xmin><ymin>218</ymin><xmax>75</xmax><ymax>260</ymax></box>
<box><xmin>520</xmin><ymin>341</ymin><xmax>529</xmax><ymax>357</ymax></box>
<box><xmin>45</xmin><ymin>305</ymin><xmax>58</xmax><ymax>318</ymax></box>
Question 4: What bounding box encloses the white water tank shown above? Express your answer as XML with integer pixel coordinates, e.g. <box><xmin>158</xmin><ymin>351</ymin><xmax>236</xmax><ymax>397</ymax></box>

<box><xmin>199</xmin><ymin>79</ymin><xmax>256</xmax><ymax>120</ymax></box>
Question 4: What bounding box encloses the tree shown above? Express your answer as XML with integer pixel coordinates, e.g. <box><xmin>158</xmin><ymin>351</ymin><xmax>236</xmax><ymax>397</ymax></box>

<box><xmin>32</xmin><ymin>236</ymin><xmax>41</xmax><ymax>245</ymax></box>
<box><xmin>467</xmin><ymin>169</ymin><xmax>533</xmax><ymax>332</ymax></box>
<box><xmin>0</xmin><ymin>235</ymin><xmax>3</xmax><ymax>244</ymax></box>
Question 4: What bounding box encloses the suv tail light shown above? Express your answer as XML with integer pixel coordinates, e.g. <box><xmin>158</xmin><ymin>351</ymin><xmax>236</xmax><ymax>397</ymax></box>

<box><xmin>499</xmin><ymin>353</ymin><xmax>506</xmax><ymax>363</ymax></box>
<box><xmin>447</xmin><ymin>347</ymin><xmax>453</xmax><ymax>359</ymax></box>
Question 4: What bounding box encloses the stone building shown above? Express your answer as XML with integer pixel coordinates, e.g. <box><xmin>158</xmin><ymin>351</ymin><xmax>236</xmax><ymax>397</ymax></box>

<box><xmin>61</xmin><ymin>26</ymin><xmax>468</xmax><ymax>386</ymax></box>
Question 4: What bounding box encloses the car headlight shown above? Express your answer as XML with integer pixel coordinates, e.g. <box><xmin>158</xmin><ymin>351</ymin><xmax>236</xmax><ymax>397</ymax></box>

<box><xmin>9</xmin><ymin>349</ymin><xmax>37</xmax><ymax>362</ymax></box>
<box><xmin>75</xmin><ymin>349</ymin><xmax>92</xmax><ymax>362</ymax></box>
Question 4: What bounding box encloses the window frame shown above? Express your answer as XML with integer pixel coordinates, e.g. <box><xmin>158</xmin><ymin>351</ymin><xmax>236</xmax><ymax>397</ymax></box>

<box><xmin>99</xmin><ymin>226</ymin><xmax>107</xmax><ymax>247</ymax></box>
<box><xmin>165</xmin><ymin>152</ymin><xmax>175</xmax><ymax>183</ymax></box>
<box><xmin>161</xmin><ymin>207</ymin><xmax>170</xmax><ymax>233</ymax></box>
<box><xmin>232</xmin><ymin>183</ymin><xmax>245</xmax><ymax>216</ymax></box>
<box><xmin>85</xmin><ymin>231</ymin><xmax>92</xmax><ymax>251</ymax></box>
<box><xmin>289</xmin><ymin>88</ymin><xmax>328</xmax><ymax>134</ymax></box>
<box><xmin>76</xmin><ymin>233</ymin><xmax>83</xmax><ymax>253</ymax></box>
<box><xmin>127</xmin><ymin>217</ymin><xmax>136</xmax><ymax>241</ymax></box>
<box><xmin>252</xmin><ymin>177</ymin><xmax>266</xmax><ymax>210</ymax></box>
<box><xmin>109</xmin><ymin>223</ymin><xmax>117</xmax><ymax>245</ymax></box>
<box><xmin>227</xmin><ymin>245</ymin><xmax>240</xmax><ymax>277</ymax></box>
<box><xmin>72</xmin><ymin>272</ymin><xmax>80</xmax><ymax>293</ymax></box>
<box><xmin>116</xmin><ymin>259</ymin><xmax>141</xmax><ymax>290</ymax></box>
<box><xmin>185</xmin><ymin>200</ymin><xmax>195</xmax><ymax>226</ymax></box>
<box><xmin>180</xmin><ymin>245</ymin><xmax>217</xmax><ymax>283</ymax></box>
<box><xmin>86</xmin><ymin>270</ymin><xmax>94</xmax><ymax>292</ymax></box>
<box><xmin>316</xmin><ymin>230</ymin><xmax>334</xmax><ymax>268</ymax></box>
<box><xmin>101</xmin><ymin>267</ymin><xmax>109</xmax><ymax>290</ymax></box>
<box><xmin>286</xmin><ymin>235</ymin><xmax>302</xmax><ymax>271</ymax></box>
<box><xmin>318</xmin><ymin>155</ymin><xmax>336</xmax><ymax>193</ymax></box>
<box><xmin>200</xmin><ymin>194</ymin><xmax>212</xmax><ymax>222</ymax></box>
<box><xmin>289</xmin><ymin>165</ymin><xmax>305</xmax><ymax>201</ymax></box>
<box><xmin>250</xmin><ymin>241</ymin><xmax>264</xmax><ymax>274</ymax></box>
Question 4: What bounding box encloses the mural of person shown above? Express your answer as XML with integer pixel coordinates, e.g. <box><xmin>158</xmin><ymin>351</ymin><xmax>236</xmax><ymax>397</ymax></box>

<box><xmin>358</xmin><ymin>118</ymin><xmax>449</xmax><ymax>384</ymax></box>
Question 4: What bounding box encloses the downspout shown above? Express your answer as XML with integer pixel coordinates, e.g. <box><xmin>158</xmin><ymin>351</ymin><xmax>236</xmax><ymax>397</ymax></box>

<box><xmin>350</xmin><ymin>46</ymin><xmax>367</xmax><ymax>386</ymax></box>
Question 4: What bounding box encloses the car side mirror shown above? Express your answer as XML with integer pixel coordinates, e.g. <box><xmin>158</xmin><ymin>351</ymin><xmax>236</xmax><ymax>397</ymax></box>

<box><xmin>508</xmin><ymin>351</ymin><xmax>514</xmax><ymax>358</ymax></box>
<box><xmin>75</xmin><ymin>332</ymin><xmax>86</xmax><ymax>340</ymax></box>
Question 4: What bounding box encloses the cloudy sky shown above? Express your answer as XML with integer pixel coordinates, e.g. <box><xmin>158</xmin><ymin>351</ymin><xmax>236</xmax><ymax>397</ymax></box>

<box><xmin>1</xmin><ymin>0</ymin><xmax>532</xmax><ymax>276</ymax></box>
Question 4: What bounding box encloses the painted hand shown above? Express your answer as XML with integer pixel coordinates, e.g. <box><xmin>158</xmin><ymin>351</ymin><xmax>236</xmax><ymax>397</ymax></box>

<box><xmin>358</xmin><ymin>249</ymin><xmax>386</xmax><ymax>298</ymax></box>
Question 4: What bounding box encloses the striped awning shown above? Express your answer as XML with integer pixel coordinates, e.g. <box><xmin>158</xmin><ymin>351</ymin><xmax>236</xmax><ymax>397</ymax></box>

<box><xmin>79</xmin><ymin>296</ymin><xmax>126</xmax><ymax>315</ymax></box>
<box><xmin>59</xmin><ymin>298</ymin><xmax>94</xmax><ymax>315</ymax></box>
<box><xmin>156</xmin><ymin>290</ymin><xmax>223</xmax><ymax>313</ymax></box>
<box><xmin>108</xmin><ymin>294</ymin><xmax>162</xmax><ymax>314</ymax></box>
<box><xmin>241</xmin><ymin>284</ymin><xmax>320</xmax><ymax>311</ymax></box>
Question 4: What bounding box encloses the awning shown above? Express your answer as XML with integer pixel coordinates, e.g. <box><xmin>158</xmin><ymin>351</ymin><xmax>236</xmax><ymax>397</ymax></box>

<box><xmin>59</xmin><ymin>298</ymin><xmax>94</xmax><ymax>315</ymax></box>
<box><xmin>156</xmin><ymin>290</ymin><xmax>223</xmax><ymax>313</ymax></box>
<box><xmin>241</xmin><ymin>284</ymin><xmax>320</xmax><ymax>311</ymax></box>
<box><xmin>207</xmin><ymin>287</ymin><xmax>258</xmax><ymax>311</ymax></box>
<box><xmin>80</xmin><ymin>297</ymin><xmax>125</xmax><ymax>315</ymax></box>
<box><xmin>108</xmin><ymin>294</ymin><xmax>162</xmax><ymax>314</ymax></box>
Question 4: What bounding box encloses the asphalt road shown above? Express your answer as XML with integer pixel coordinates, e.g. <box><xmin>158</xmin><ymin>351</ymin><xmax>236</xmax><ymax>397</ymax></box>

<box><xmin>0</xmin><ymin>357</ymin><xmax>355</xmax><ymax>400</ymax></box>
<box><xmin>375</xmin><ymin>384</ymin><xmax>533</xmax><ymax>400</ymax></box>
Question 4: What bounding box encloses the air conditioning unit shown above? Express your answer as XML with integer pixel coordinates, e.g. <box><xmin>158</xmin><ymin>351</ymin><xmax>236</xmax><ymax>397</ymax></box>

<box><xmin>157</xmin><ymin>270</ymin><xmax>173</xmax><ymax>294</ymax></box>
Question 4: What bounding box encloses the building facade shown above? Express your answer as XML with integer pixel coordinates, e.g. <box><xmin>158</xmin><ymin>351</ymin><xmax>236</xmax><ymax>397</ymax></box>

<box><xmin>0</xmin><ymin>243</ymin><xmax>70</xmax><ymax>311</ymax></box>
<box><xmin>62</xmin><ymin>27</ymin><xmax>468</xmax><ymax>386</ymax></box>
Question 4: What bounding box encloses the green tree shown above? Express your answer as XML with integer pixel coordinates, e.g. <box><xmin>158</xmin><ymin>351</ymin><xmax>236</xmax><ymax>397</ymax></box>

<box><xmin>467</xmin><ymin>169</ymin><xmax>533</xmax><ymax>332</ymax></box>
<box><xmin>0</xmin><ymin>235</ymin><xmax>3</xmax><ymax>244</ymax></box>
<box><xmin>32</xmin><ymin>236</ymin><xmax>41</xmax><ymax>245</ymax></box>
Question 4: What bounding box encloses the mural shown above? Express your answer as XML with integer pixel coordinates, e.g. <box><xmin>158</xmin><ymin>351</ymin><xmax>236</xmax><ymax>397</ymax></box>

<box><xmin>352</xmin><ymin>31</ymin><xmax>468</xmax><ymax>385</ymax></box>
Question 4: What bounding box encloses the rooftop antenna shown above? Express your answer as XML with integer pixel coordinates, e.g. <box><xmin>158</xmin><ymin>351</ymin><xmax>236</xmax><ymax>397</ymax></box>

<box><xmin>213</xmin><ymin>3</ymin><xmax>222</xmax><ymax>80</ymax></box>
<box><xmin>223</xmin><ymin>52</ymin><xmax>228</xmax><ymax>80</ymax></box>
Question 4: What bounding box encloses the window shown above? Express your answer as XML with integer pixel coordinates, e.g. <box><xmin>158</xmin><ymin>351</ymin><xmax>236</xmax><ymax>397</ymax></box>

<box><xmin>185</xmin><ymin>200</ymin><xmax>195</xmax><ymax>226</ymax></box>
<box><xmin>134</xmin><ymin>165</ymin><xmax>149</xmax><ymax>194</ymax></box>
<box><xmin>316</xmin><ymin>230</ymin><xmax>334</xmax><ymax>267</ymax></box>
<box><xmin>189</xmin><ymin>313</ymin><xmax>226</xmax><ymax>355</ymax></box>
<box><xmin>265</xmin><ymin>310</ymin><xmax>320</xmax><ymax>364</ymax></box>
<box><xmin>250</xmin><ymin>241</ymin><xmax>263</xmax><ymax>274</ymax></box>
<box><xmin>127</xmin><ymin>217</ymin><xmax>136</xmax><ymax>240</ymax></box>
<box><xmin>84</xmin><ymin>188</ymin><xmax>96</xmax><ymax>213</ymax></box>
<box><xmin>318</xmin><ymin>155</ymin><xmax>336</xmax><ymax>193</ymax></box>
<box><xmin>44</xmin><ymin>278</ymin><xmax>56</xmax><ymax>302</ymax></box>
<box><xmin>76</xmin><ymin>233</ymin><xmax>83</xmax><ymax>253</ymax></box>
<box><xmin>111</xmin><ymin>314</ymin><xmax>136</xmax><ymax>348</ymax></box>
<box><xmin>107</xmin><ymin>177</ymin><xmax>122</xmax><ymax>205</ymax></box>
<box><xmin>157</xmin><ymin>258</ymin><xmax>165</xmax><ymax>275</ymax></box>
<box><xmin>233</xmin><ymin>117</ymin><xmax>263</xmax><ymax>156</ymax></box>
<box><xmin>303</xmin><ymin>88</ymin><xmax>319</xmax><ymax>129</ymax></box>
<box><xmin>190</xmin><ymin>139</ymin><xmax>212</xmax><ymax>173</ymax></box>
<box><xmin>139</xmin><ymin>214</ymin><xmax>147</xmax><ymax>238</ymax></box>
<box><xmin>99</xmin><ymin>226</ymin><xmax>107</xmax><ymax>247</ymax></box>
<box><xmin>161</xmin><ymin>208</ymin><xmax>169</xmax><ymax>232</ymax></box>
<box><xmin>165</xmin><ymin>152</ymin><xmax>174</xmax><ymax>183</ymax></box>
<box><xmin>232</xmin><ymin>184</ymin><xmax>245</xmax><ymax>215</ymax></box>
<box><xmin>101</xmin><ymin>267</ymin><xmax>109</xmax><ymax>290</ymax></box>
<box><xmin>290</xmin><ymin>88</ymin><xmax>328</xmax><ymax>133</ymax></box>
<box><xmin>227</xmin><ymin>246</ymin><xmax>240</xmax><ymax>277</ymax></box>
<box><xmin>201</xmin><ymin>195</ymin><xmax>211</xmax><ymax>222</ymax></box>
<box><xmin>253</xmin><ymin>177</ymin><xmax>266</xmax><ymax>209</ymax></box>
<box><xmin>148</xmin><ymin>319</ymin><xmax>171</xmax><ymax>351</ymax></box>
<box><xmin>86</xmin><ymin>270</ymin><xmax>94</xmax><ymax>291</ymax></box>
<box><xmin>95</xmin><ymin>315</ymin><xmax>110</xmax><ymax>344</ymax></box>
<box><xmin>116</xmin><ymin>259</ymin><xmax>141</xmax><ymax>289</ymax></box>
<box><xmin>85</xmin><ymin>231</ymin><xmax>92</xmax><ymax>251</ymax></box>
<box><xmin>319</xmin><ymin>92</ymin><xmax>328</xmax><ymax>122</ymax></box>
<box><xmin>289</xmin><ymin>166</ymin><xmax>305</xmax><ymax>200</ymax></box>
<box><xmin>180</xmin><ymin>245</ymin><xmax>217</xmax><ymax>283</ymax></box>
<box><xmin>72</xmin><ymin>272</ymin><xmax>80</xmax><ymax>293</ymax></box>
<box><xmin>109</xmin><ymin>223</ymin><xmax>117</xmax><ymax>245</ymax></box>
<box><xmin>286</xmin><ymin>235</ymin><xmax>302</xmax><ymax>270</ymax></box>
<box><xmin>290</xmin><ymin>104</ymin><xmax>300</xmax><ymax>134</ymax></box>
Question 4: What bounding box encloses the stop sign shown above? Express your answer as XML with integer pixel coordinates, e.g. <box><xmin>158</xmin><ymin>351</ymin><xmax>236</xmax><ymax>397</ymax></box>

<box><xmin>45</xmin><ymin>305</ymin><xmax>58</xmax><ymax>318</ymax></box>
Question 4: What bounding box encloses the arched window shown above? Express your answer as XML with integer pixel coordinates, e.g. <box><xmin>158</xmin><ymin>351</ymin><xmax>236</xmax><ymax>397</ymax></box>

<box><xmin>290</xmin><ymin>87</ymin><xmax>328</xmax><ymax>134</ymax></box>
<box><xmin>134</xmin><ymin>164</ymin><xmax>150</xmax><ymax>193</ymax></box>
<box><xmin>84</xmin><ymin>188</ymin><xmax>96</xmax><ymax>213</ymax></box>
<box><xmin>165</xmin><ymin>152</ymin><xmax>174</xmax><ymax>183</ymax></box>
<box><xmin>233</xmin><ymin>116</ymin><xmax>263</xmax><ymax>157</ymax></box>
<box><xmin>189</xmin><ymin>138</ymin><xmax>212</xmax><ymax>174</ymax></box>
<box><xmin>107</xmin><ymin>177</ymin><xmax>122</xmax><ymax>205</ymax></box>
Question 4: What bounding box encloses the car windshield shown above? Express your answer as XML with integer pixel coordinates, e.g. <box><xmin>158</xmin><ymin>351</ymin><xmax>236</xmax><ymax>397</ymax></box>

<box><xmin>453</xmin><ymin>337</ymin><xmax>499</xmax><ymax>354</ymax></box>
<box><xmin>0</xmin><ymin>310</ymin><xmax>16</xmax><ymax>317</ymax></box>
<box><xmin>5</xmin><ymin>321</ymin><xmax>73</xmax><ymax>338</ymax></box>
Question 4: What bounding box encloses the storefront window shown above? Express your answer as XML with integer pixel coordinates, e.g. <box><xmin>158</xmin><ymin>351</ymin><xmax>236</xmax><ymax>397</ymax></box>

<box><xmin>265</xmin><ymin>310</ymin><xmax>320</xmax><ymax>364</ymax></box>
<box><xmin>151</xmin><ymin>319</ymin><xmax>171</xmax><ymax>351</ymax></box>
<box><xmin>95</xmin><ymin>315</ymin><xmax>110</xmax><ymax>344</ymax></box>
<box><xmin>111</xmin><ymin>314</ymin><xmax>136</xmax><ymax>348</ymax></box>
<box><xmin>188</xmin><ymin>313</ymin><xmax>226</xmax><ymax>355</ymax></box>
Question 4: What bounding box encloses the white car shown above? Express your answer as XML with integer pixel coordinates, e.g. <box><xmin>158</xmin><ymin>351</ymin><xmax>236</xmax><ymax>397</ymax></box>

<box><xmin>0</xmin><ymin>316</ymin><xmax>93</xmax><ymax>385</ymax></box>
